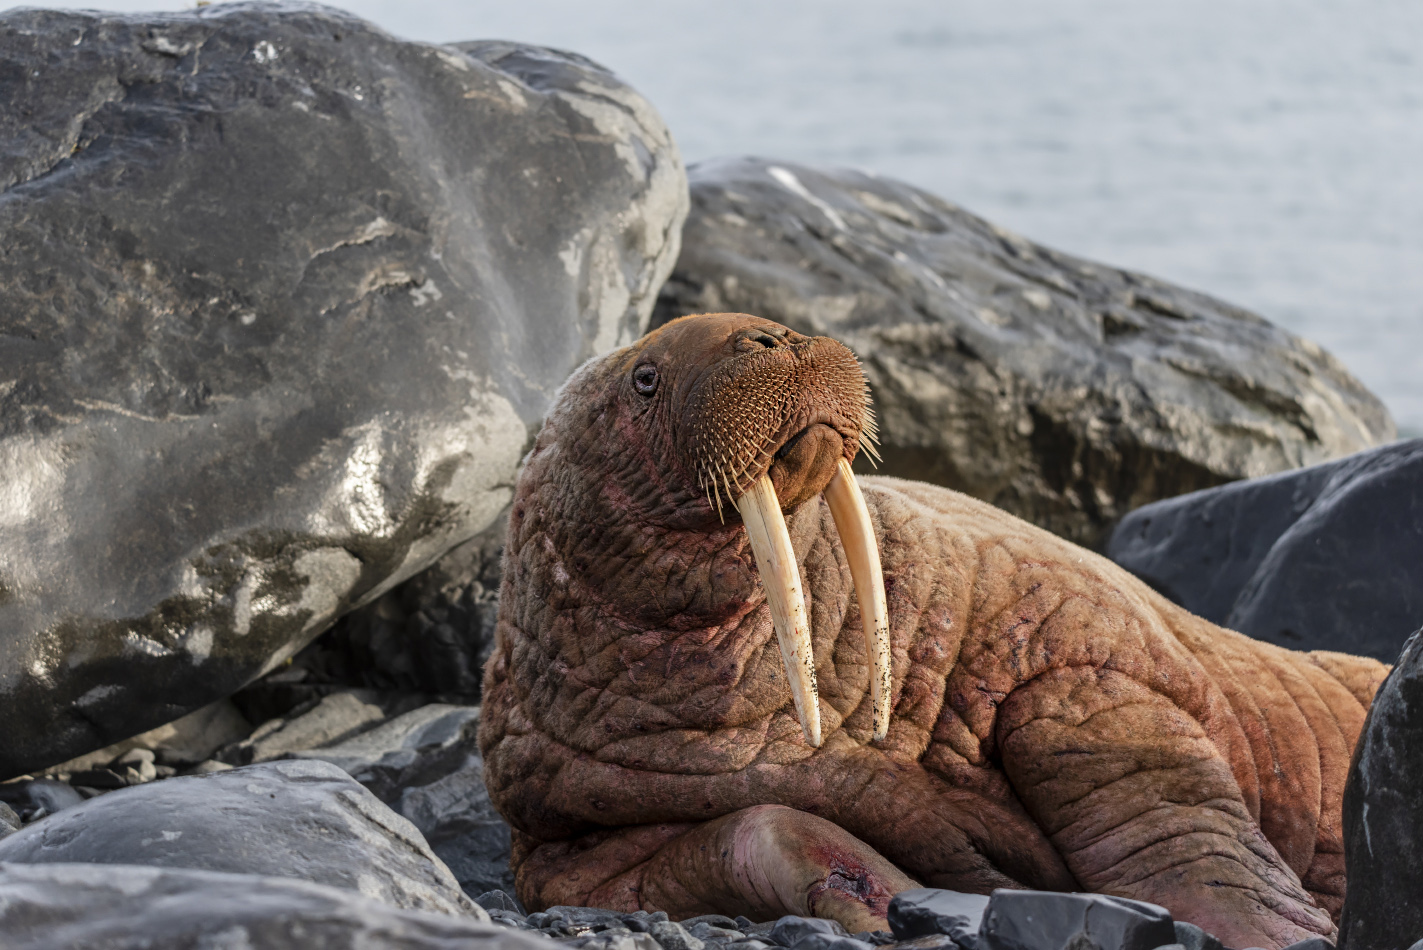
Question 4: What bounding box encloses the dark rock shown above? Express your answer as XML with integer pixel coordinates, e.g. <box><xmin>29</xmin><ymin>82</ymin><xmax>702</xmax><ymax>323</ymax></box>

<box><xmin>0</xmin><ymin>0</ymin><xmax>686</xmax><ymax>779</ymax></box>
<box><xmin>1108</xmin><ymin>439</ymin><xmax>1423</xmax><ymax>661</ymax></box>
<box><xmin>653</xmin><ymin>157</ymin><xmax>1392</xmax><ymax>550</ymax></box>
<box><xmin>39</xmin><ymin>698</ymin><xmax>254</xmax><ymax>779</ymax></box>
<box><xmin>64</xmin><ymin>768</ymin><xmax>129</xmax><ymax>790</ymax></box>
<box><xmin>1280</xmin><ymin>939</ymin><xmax>1334</xmax><ymax>950</ymax></box>
<box><xmin>0</xmin><ymin>862</ymin><xmax>551</xmax><ymax>950</ymax></box>
<box><xmin>1338</xmin><ymin>630</ymin><xmax>1423</xmax><ymax>949</ymax></box>
<box><xmin>978</xmin><ymin>890</ymin><xmax>1175</xmax><ymax>950</ymax></box>
<box><xmin>1170</xmin><ymin>921</ymin><xmax>1224</xmax><ymax>950</ymax></box>
<box><xmin>0</xmin><ymin>779</ymin><xmax>84</xmax><ymax>823</ymax></box>
<box><xmin>0</xmin><ymin>759</ymin><xmax>484</xmax><ymax>919</ymax></box>
<box><xmin>315</xmin><ymin>514</ymin><xmax>508</xmax><ymax>698</ymax></box>
<box><xmin>788</xmin><ymin>937</ymin><xmax>873</xmax><ymax>950</ymax></box>
<box><xmin>889</xmin><ymin>888</ymin><xmax>990</xmax><ymax>945</ymax></box>
<box><xmin>770</xmin><ymin>916</ymin><xmax>850</xmax><ymax>947</ymax></box>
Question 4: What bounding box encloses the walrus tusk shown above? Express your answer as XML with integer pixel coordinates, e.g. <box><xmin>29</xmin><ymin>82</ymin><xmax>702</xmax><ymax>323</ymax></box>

<box><xmin>824</xmin><ymin>458</ymin><xmax>892</xmax><ymax>741</ymax></box>
<box><xmin>736</xmin><ymin>474</ymin><xmax>822</xmax><ymax>748</ymax></box>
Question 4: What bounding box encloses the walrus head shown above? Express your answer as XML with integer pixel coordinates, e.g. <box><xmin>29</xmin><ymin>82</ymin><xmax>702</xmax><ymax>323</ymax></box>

<box><xmin>523</xmin><ymin>313</ymin><xmax>891</xmax><ymax>748</ymax></box>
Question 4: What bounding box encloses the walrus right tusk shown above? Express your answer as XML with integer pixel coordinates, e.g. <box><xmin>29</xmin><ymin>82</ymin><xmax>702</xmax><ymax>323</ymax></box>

<box><xmin>824</xmin><ymin>458</ymin><xmax>892</xmax><ymax>741</ymax></box>
<box><xmin>736</xmin><ymin>474</ymin><xmax>822</xmax><ymax>748</ymax></box>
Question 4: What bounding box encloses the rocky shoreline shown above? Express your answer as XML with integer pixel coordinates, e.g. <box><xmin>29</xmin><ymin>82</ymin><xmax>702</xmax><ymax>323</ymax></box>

<box><xmin>1</xmin><ymin>3</ymin><xmax>1418</xmax><ymax>949</ymax></box>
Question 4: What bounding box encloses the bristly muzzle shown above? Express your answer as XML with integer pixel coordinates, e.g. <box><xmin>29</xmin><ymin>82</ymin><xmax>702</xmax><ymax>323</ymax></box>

<box><xmin>686</xmin><ymin>337</ymin><xmax>880</xmax><ymax>519</ymax></box>
<box><xmin>682</xmin><ymin>332</ymin><xmax>890</xmax><ymax>750</ymax></box>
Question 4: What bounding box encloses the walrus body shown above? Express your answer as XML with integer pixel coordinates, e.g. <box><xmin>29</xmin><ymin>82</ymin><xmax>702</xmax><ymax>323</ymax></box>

<box><xmin>479</xmin><ymin>314</ymin><xmax>1387</xmax><ymax>950</ymax></box>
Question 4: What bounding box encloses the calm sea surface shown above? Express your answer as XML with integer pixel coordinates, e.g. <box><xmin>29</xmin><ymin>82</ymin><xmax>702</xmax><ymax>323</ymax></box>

<box><xmin>27</xmin><ymin>0</ymin><xmax>1423</xmax><ymax>433</ymax></box>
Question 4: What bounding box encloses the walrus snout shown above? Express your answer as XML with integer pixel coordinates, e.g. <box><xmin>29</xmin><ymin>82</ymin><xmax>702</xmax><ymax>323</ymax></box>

<box><xmin>644</xmin><ymin>313</ymin><xmax>890</xmax><ymax>749</ymax></box>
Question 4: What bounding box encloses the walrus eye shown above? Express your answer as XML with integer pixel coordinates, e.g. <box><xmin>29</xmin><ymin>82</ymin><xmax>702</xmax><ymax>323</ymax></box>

<box><xmin>633</xmin><ymin>363</ymin><xmax>659</xmax><ymax>396</ymax></box>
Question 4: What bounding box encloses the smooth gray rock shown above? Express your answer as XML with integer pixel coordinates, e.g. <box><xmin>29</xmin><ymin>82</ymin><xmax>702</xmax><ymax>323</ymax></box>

<box><xmin>0</xmin><ymin>861</ymin><xmax>551</xmax><ymax>950</ymax></box>
<box><xmin>292</xmin><ymin>702</ymin><xmax>480</xmax><ymax>791</ymax></box>
<box><xmin>889</xmin><ymin>889</ymin><xmax>990</xmax><ymax>946</ymax></box>
<box><xmin>0</xmin><ymin>801</ymin><xmax>18</xmax><ymax>836</ymax></box>
<box><xmin>229</xmin><ymin>690</ymin><xmax>387</xmax><ymax>764</ymax></box>
<box><xmin>0</xmin><ymin>0</ymin><xmax>686</xmax><ymax>778</ymax></box>
<box><xmin>977</xmin><ymin>890</ymin><xmax>1175</xmax><ymax>950</ymax></box>
<box><xmin>1338</xmin><ymin>631</ymin><xmax>1423</xmax><ymax>949</ymax></box>
<box><xmin>653</xmin><ymin>157</ymin><xmax>1392</xmax><ymax>549</ymax></box>
<box><xmin>396</xmin><ymin>745</ymin><xmax>515</xmax><ymax>898</ymax></box>
<box><xmin>1108</xmin><ymin>439</ymin><xmax>1423</xmax><ymax>661</ymax></box>
<box><xmin>0</xmin><ymin>759</ymin><xmax>485</xmax><ymax>919</ymax></box>
<box><xmin>1280</xmin><ymin>940</ymin><xmax>1334</xmax><ymax>950</ymax></box>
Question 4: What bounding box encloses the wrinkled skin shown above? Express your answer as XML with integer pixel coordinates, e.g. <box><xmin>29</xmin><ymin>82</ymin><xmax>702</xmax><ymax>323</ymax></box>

<box><xmin>480</xmin><ymin>314</ymin><xmax>1388</xmax><ymax>949</ymax></box>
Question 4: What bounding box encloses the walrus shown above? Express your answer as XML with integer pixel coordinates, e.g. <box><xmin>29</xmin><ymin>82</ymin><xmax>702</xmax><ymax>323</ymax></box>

<box><xmin>479</xmin><ymin>313</ymin><xmax>1389</xmax><ymax>949</ymax></box>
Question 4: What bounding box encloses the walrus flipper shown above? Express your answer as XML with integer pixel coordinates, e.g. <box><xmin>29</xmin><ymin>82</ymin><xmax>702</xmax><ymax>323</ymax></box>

<box><xmin>997</xmin><ymin>666</ymin><xmax>1335</xmax><ymax>949</ymax></box>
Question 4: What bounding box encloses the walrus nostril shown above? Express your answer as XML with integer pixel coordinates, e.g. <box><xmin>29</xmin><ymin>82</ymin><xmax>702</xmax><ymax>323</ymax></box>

<box><xmin>750</xmin><ymin>331</ymin><xmax>780</xmax><ymax>349</ymax></box>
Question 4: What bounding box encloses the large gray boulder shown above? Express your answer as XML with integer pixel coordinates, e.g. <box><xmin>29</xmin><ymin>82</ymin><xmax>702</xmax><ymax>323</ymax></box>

<box><xmin>0</xmin><ymin>862</ymin><xmax>549</xmax><ymax>950</ymax></box>
<box><xmin>1107</xmin><ymin>439</ymin><xmax>1423</xmax><ymax>661</ymax></box>
<box><xmin>0</xmin><ymin>758</ymin><xmax>485</xmax><ymax>919</ymax></box>
<box><xmin>653</xmin><ymin>158</ymin><xmax>1393</xmax><ymax>549</ymax></box>
<box><xmin>0</xmin><ymin>1</ymin><xmax>686</xmax><ymax>777</ymax></box>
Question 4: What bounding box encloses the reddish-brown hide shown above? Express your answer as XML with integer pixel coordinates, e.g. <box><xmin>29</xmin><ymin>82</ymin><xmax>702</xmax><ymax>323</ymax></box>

<box><xmin>479</xmin><ymin>314</ymin><xmax>1388</xmax><ymax>949</ymax></box>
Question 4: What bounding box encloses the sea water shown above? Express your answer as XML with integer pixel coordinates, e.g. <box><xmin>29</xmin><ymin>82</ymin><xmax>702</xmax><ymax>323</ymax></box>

<box><xmin>28</xmin><ymin>0</ymin><xmax>1423</xmax><ymax>433</ymax></box>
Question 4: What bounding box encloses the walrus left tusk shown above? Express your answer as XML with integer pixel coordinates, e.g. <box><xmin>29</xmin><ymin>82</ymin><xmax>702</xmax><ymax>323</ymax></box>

<box><xmin>824</xmin><ymin>458</ymin><xmax>892</xmax><ymax>741</ymax></box>
<box><xmin>736</xmin><ymin>474</ymin><xmax>822</xmax><ymax>748</ymax></box>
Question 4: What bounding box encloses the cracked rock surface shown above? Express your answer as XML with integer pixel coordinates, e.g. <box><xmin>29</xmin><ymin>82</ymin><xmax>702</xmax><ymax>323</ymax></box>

<box><xmin>652</xmin><ymin>157</ymin><xmax>1393</xmax><ymax>550</ymax></box>
<box><xmin>0</xmin><ymin>0</ymin><xmax>687</xmax><ymax>778</ymax></box>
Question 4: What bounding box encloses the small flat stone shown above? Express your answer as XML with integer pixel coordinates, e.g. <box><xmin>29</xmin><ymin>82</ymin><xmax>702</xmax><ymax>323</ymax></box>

<box><xmin>476</xmin><ymin>889</ymin><xmax>526</xmax><ymax>914</ymax></box>
<box><xmin>649</xmin><ymin>920</ymin><xmax>706</xmax><ymax>950</ymax></box>
<box><xmin>770</xmin><ymin>916</ymin><xmax>849</xmax><ymax>947</ymax></box>
<box><xmin>978</xmin><ymin>890</ymin><xmax>1175</xmax><ymax>950</ymax></box>
<box><xmin>889</xmin><ymin>889</ymin><xmax>990</xmax><ymax>943</ymax></box>
<box><xmin>1172</xmin><ymin>922</ymin><xmax>1224</xmax><ymax>950</ymax></box>
<box><xmin>1280</xmin><ymin>940</ymin><xmax>1334</xmax><ymax>950</ymax></box>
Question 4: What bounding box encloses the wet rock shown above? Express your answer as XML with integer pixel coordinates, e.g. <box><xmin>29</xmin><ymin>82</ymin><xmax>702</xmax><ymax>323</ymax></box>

<box><xmin>0</xmin><ymin>800</ymin><xmax>18</xmax><ymax>836</ymax></box>
<box><xmin>889</xmin><ymin>888</ymin><xmax>990</xmax><ymax>945</ymax></box>
<box><xmin>1108</xmin><ymin>438</ymin><xmax>1423</xmax><ymax>661</ymax></box>
<box><xmin>0</xmin><ymin>759</ymin><xmax>484</xmax><ymax>919</ymax></box>
<box><xmin>1338</xmin><ymin>631</ymin><xmax>1423</xmax><ymax>949</ymax></box>
<box><xmin>0</xmin><ymin>862</ymin><xmax>550</xmax><ymax>950</ymax></box>
<box><xmin>224</xmin><ymin>690</ymin><xmax>387</xmax><ymax>765</ymax></box>
<box><xmin>0</xmin><ymin>0</ymin><xmax>686</xmax><ymax>779</ymax></box>
<box><xmin>653</xmin><ymin>157</ymin><xmax>1392</xmax><ymax>550</ymax></box>
<box><xmin>1170</xmin><ymin>921</ymin><xmax>1224</xmax><ymax>950</ymax></box>
<box><xmin>977</xmin><ymin>890</ymin><xmax>1175</xmax><ymax>950</ymax></box>
<box><xmin>0</xmin><ymin>779</ymin><xmax>84</xmax><ymax>823</ymax></box>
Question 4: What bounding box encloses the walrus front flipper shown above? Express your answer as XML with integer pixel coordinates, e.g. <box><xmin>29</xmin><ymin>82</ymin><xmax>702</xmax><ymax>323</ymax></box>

<box><xmin>996</xmin><ymin>666</ymin><xmax>1335</xmax><ymax>950</ymax></box>
<box><xmin>515</xmin><ymin>806</ymin><xmax>914</xmax><ymax>932</ymax></box>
